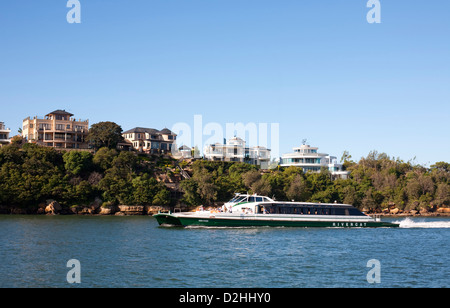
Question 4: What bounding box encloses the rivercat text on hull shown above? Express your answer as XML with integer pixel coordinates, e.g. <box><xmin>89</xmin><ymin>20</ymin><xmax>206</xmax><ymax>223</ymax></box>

<box><xmin>154</xmin><ymin>194</ymin><xmax>399</xmax><ymax>228</ymax></box>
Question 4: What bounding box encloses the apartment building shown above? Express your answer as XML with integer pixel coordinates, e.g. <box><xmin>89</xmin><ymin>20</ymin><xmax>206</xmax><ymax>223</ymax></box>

<box><xmin>122</xmin><ymin>127</ymin><xmax>177</xmax><ymax>154</ymax></box>
<box><xmin>0</xmin><ymin>122</ymin><xmax>11</xmax><ymax>147</ymax></box>
<box><xmin>22</xmin><ymin>110</ymin><xmax>89</xmax><ymax>150</ymax></box>
<box><xmin>280</xmin><ymin>143</ymin><xmax>349</xmax><ymax>179</ymax></box>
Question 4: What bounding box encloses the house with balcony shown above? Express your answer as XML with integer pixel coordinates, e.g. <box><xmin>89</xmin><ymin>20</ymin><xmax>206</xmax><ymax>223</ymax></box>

<box><xmin>280</xmin><ymin>143</ymin><xmax>349</xmax><ymax>179</ymax></box>
<box><xmin>0</xmin><ymin>122</ymin><xmax>11</xmax><ymax>147</ymax></box>
<box><xmin>204</xmin><ymin>137</ymin><xmax>271</xmax><ymax>169</ymax></box>
<box><xmin>122</xmin><ymin>127</ymin><xmax>177</xmax><ymax>154</ymax></box>
<box><xmin>22</xmin><ymin>110</ymin><xmax>89</xmax><ymax>150</ymax></box>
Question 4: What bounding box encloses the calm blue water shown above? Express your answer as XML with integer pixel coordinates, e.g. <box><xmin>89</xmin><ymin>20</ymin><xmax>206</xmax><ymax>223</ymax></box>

<box><xmin>0</xmin><ymin>215</ymin><xmax>449</xmax><ymax>288</ymax></box>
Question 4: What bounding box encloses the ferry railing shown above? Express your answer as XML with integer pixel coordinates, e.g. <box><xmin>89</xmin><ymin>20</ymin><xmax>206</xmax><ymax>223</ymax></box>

<box><xmin>158</xmin><ymin>209</ymin><xmax>172</xmax><ymax>214</ymax></box>
<box><xmin>372</xmin><ymin>214</ymin><xmax>381</xmax><ymax>222</ymax></box>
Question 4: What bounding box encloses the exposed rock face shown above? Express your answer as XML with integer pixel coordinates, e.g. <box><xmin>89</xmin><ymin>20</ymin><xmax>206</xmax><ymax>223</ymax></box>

<box><xmin>145</xmin><ymin>206</ymin><xmax>165</xmax><ymax>215</ymax></box>
<box><xmin>409</xmin><ymin>210</ymin><xmax>418</xmax><ymax>215</ymax></box>
<box><xmin>118</xmin><ymin>205</ymin><xmax>145</xmax><ymax>215</ymax></box>
<box><xmin>80</xmin><ymin>207</ymin><xmax>94</xmax><ymax>215</ymax></box>
<box><xmin>420</xmin><ymin>208</ymin><xmax>430</xmax><ymax>215</ymax></box>
<box><xmin>390</xmin><ymin>208</ymin><xmax>400</xmax><ymax>215</ymax></box>
<box><xmin>437</xmin><ymin>207</ymin><xmax>450</xmax><ymax>213</ymax></box>
<box><xmin>99</xmin><ymin>205</ymin><xmax>118</xmax><ymax>215</ymax></box>
<box><xmin>45</xmin><ymin>201</ymin><xmax>62</xmax><ymax>215</ymax></box>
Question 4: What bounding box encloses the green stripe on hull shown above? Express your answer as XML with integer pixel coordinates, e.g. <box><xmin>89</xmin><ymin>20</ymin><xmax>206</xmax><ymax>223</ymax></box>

<box><xmin>176</xmin><ymin>217</ymin><xmax>398</xmax><ymax>228</ymax></box>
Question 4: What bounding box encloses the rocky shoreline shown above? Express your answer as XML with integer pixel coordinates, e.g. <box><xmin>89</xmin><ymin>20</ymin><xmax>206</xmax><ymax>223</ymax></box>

<box><xmin>0</xmin><ymin>199</ymin><xmax>176</xmax><ymax>216</ymax></box>
<box><xmin>377</xmin><ymin>206</ymin><xmax>450</xmax><ymax>217</ymax></box>
<box><xmin>1</xmin><ymin>199</ymin><xmax>450</xmax><ymax>218</ymax></box>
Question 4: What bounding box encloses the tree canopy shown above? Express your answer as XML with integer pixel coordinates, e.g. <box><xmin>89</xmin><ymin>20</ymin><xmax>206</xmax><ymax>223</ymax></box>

<box><xmin>0</xmin><ymin>143</ymin><xmax>171</xmax><ymax>210</ymax></box>
<box><xmin>87</xmin><ymin>121</ymin><xmax>124</xmax><ymax>150</ymax></box>
<box><xmin>0</xmin><ymin>142</ymin><xmax>449</xmax><ymax>213</ymax></box>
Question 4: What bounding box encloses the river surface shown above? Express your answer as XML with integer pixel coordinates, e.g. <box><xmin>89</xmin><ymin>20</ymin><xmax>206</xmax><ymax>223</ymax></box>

<box><xmin>0</xmin><ymin>215</ymin><xmax>449</xmax><ymax>288</ymax></box>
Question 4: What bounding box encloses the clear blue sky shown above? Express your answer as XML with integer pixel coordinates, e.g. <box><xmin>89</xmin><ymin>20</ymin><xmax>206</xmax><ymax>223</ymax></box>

<box><xmin>1</xmin><ymin>0</ymin><xmax>449</xmax><ymax>165</ymax></box>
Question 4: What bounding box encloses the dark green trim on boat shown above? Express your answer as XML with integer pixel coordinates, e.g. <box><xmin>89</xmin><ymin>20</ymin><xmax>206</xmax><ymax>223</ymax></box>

<box><xmin>154</xmin><ymin>213</ymin><xmax>183</xmax><ymax>226</ymax></box>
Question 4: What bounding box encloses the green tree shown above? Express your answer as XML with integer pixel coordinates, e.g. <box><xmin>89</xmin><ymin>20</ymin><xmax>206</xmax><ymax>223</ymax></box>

<box><xmin>285</xmin><ymin>174</ymin><xmax>309</xmax><ymax>201</ymax></box>
<box><xmin>194</xmin><ymin>171</ymin><xmax>218</xmax><ymax>205</ymax></box>
<box><xmin>93</xmin><ymin>147</ymin><xmax>118</xmax><ymax>171</ymax></box>
<box><xmin>435</xmin><ymin>183</ymin><xmax>450</xmax><ymax>207</ymax></box>
<box><xmin>63</xmin><ymin>151</ymin><xmax>93</xmax><ymax>175</ymax></box>
<box><xmin>153</xmin><ymin>185</ymin><xmax>171</xmax><ymax>206</ymax></box>
<box><xmin>132</xmin><ymin>175</ymin><xmax>159</xmax><ymax>204</ymax></box>
<box><xmin>242</xmin><ymin>170</ymin><xmax>261</xmax><ymax>188</ymax></box>
<box><xmin>88</xmin><ymin>121</ymin><xmax>124</xmax><ymax>150</ymax></box>
<box><xmin>180</xmin><ymin>178</ymin><xmax>201</xmax><ymax>206</ymax></box>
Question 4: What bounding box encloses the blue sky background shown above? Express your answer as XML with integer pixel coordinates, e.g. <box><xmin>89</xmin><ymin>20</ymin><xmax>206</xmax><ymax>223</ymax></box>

<box><xmin>0</xmin><ymin>0</ymin><xmax>449</xmax><ymax>165</ymax></box>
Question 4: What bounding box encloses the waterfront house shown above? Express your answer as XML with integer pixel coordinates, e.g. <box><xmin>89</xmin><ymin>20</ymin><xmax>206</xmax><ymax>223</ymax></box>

<box><xmin>0</xmin><ymin>122</ymin><xmax>11</xmax><ymax>147</ymax></box>
<box><xmin>22</xmin><ymin>110</ymin><xmax>89</xmax><ymax>150</ymax></box>
<box><xmin>204</xmin><ymin>137</ymin><xmax>271</xmax><ymax>169</ymax></box>
<box><xmin>178</xmin><ymin>145</ymin><xmax>193</xmax><ymax>158</ymax></box>
<box><xmin>280</xmin><ymin>143</ymin><xmax>349</xmax><ymax>179</ymax></box>
<box><xmin>122</xmin><ymin>127</ymin><xmax>177</xmax><ymax>154</ymax></box>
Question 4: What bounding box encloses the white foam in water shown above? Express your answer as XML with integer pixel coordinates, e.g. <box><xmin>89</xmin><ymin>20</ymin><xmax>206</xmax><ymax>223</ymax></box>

<box><xmin>396</xmin><ymin>217</ymin><xmax>450</xmax><ymax>228</ymax></box>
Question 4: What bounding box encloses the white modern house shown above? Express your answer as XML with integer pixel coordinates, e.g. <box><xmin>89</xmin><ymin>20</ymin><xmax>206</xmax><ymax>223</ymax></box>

<box><xmin>280</xmin><ymin>143</ymin><xmax>349</xmax><ymax>179</ymax></box>
<box><xmin>0</xmin><ymin>122</ymin><xmax>11</xmax><ymax>147</ymax></box>
<box><xmin>204</xmin><ymin>137</ymin><xmax>271</xmax><ymax>169</ymax></box>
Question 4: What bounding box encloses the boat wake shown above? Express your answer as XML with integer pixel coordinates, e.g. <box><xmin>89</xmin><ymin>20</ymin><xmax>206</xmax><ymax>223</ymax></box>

<box><xmin>395</xmin><ymin>218</ymin><xmax>450</xmax><ymax>229</ymax></box>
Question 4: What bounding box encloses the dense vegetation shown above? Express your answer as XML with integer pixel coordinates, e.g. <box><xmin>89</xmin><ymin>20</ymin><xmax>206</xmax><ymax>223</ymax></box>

<box><xmin>0</xmin><ymin>140</ymin><xmax>449</xmax><ymax>213</ymax></box>
<box><xmin>0</xmin><ymin>142</ymin><xmax>171</xmax><ymax>210</ymax></box>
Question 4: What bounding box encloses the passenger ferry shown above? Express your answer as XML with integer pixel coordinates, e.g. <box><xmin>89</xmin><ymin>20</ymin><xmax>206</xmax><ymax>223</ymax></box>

<box><xmin>154</xmin><ymin>194</ymin><xmax>399</xmax><ymax>228</ymax></box>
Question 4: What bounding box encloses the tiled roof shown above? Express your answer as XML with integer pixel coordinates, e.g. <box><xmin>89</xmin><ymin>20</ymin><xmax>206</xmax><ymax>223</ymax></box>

<box><xmin>122</xmin><ymin>127</ymin><xmax>159</xmax><ymax>134</ymax></box>
<box><xmin>122</xmin><ymin>127</ymin><xmax>176</xmax><ymax>136</ymax></box>
<box><xmin>46</xmin><ymin>109</ymin><xmax>74</xmax><ymax>117</ymax></box>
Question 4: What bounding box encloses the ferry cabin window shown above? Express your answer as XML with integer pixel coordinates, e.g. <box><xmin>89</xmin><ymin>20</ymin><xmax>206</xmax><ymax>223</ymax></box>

<box><xmin>235</xmin><ymin>196</ymin><xmax>247</xmax><ymax>203</ymax></box>
<box><xmin>348</xmin><ymin>208</ymin><xmax>366</xmax><ymax>216</ymax></box>
<box><xmin>268</xmin><ymin>206</ymin><xmax>277</xmax><ymax>214</ymax></box>
<box><xmin>263</xmin><ymin>205</ymin><xmax>337</xmax><ymax>215</ymax></box>
<box><xmin>229</xmin><ymin>196</ymin><xmax>239</xmax><ymax>203</ymax></box>
<box><xmin>332</xmin><ymin>208</ymin><xmax>347</xmax><ymax>216</ymax></box>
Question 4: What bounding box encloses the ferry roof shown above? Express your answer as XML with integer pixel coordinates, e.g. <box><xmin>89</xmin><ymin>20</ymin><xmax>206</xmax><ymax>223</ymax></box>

<box><xmin>231</xmin><ymin>193</ymin><xmax>353</xmax><ymax>207</ymax></box>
